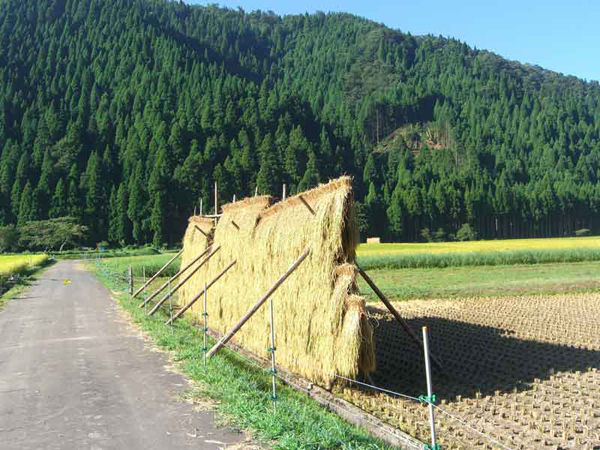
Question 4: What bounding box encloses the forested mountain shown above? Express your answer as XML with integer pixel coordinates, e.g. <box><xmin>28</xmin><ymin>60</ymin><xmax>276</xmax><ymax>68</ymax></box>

<box><xmin>1</xmin><ymin>0</ymin><xmax>600</xmax><ymax>246</ymax></box>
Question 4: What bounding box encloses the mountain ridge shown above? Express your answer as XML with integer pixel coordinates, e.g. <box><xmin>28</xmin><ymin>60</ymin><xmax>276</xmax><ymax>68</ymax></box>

<box><xmin>0</xmin><ymin>0</ymin><xmax>599</xmax><ymax>247</ymax></box>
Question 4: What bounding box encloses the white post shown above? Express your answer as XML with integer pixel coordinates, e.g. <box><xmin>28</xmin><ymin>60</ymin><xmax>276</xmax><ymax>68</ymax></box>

<box><xmin>200</xmin><ymin>198</ymin><xmax>203</xmax><ymax>216</ymax></box>
<box><xmin>269</xmin><ymin>295</ymin><xmax>277</xmax><ymax>412</ymax></box>
<box><xmin>422</xmin><ymin>326</ymin><xmax>438</xmax><ymax>449</ymax></box>
<box><xmin>282</xmin><ymin>184</ymin><xmax>287</xmax><ymax>201</ymax></box>
<box><xmin>203</xmin><ymin>282</ymin><xmax>207</xmax><ymax>366</ymax></box>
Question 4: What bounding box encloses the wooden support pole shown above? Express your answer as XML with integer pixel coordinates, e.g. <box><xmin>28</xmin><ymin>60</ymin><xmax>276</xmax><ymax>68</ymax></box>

<box><xmin>231</xmin><ymin>220</ymin><xmax>239</xmax><ymax>230</ymax></box>
<box><xmin>207</xmin><ymin>249</ymin><xmax>310</xmax><ymax>358</ymax></box>
<box><xmin>214</xmin><ymin>181</ymin><xmax>218</xmax><ymax>216</ymax></box>
<box><xmin>194</xmin><ymin>225</ymin><xmax>208</xmax><ymax>238</ymax></box>
<box><xmin>299</xmin><ymin>195</ymin><xmax>315</xmax><ymax>216</ymax></box>
<box><xmin>138</xmin><ymin>247</ymin><xmax>212</xmax><ymax>308</ymax></box>
<box><xmin>129</xmin><ymin>266</ymin><xmax>133</xmax><ymax>296</ymax></box>
<box><xmin>132</xmin><ymin>248</ymin><xmax>184</xmax><ymax>299</ymax></box>
<box><xmin>355</xmin><ymin>263</ymin><xmax>445</xmax><ymax>373</ymax></box>
<box><xmin>148</xmin><ymin>246</ymin><xmax>221</xmax><ymax>316</ymax></box>
<box><xmin>165</xmin><ymin>260</ymin><xmax>237</xmax><ymax>325</ymax></box>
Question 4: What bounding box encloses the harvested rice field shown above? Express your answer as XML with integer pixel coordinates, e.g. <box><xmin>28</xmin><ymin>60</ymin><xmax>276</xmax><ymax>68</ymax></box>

<box><xmin>334</xmin><ymin>294</ymin><xmax>600</xmax><ymax>449</ymax></box>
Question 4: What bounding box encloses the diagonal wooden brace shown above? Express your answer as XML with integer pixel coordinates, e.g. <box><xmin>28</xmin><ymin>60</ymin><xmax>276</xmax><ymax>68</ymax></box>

<box><xmin>356</xmin><ymin>263</ymin><xmax>445</xmax><ymax>373</ymax></box>
<box><xmin>165</xmin><ymin>260</ymin><xmax>237</xmax><ymax>325</ymax></box>
<box><xmin>206</xmin><ymin>249</ymin><xmax>310</xmax><ymax>358</ymax></box>
<box><xmin>138</xmin><ymin>247</ymin><xmax>212</xmax><ymax>309</ymax></box>
<box><xmin>132</xmin><ymin>248</ymin><xmax>183</xmax><ymax>299</ymax></box>
<box><xmin>147</xmin><ymin>246</ymin><xmax>221</xmax><ymax>316</ymax></box>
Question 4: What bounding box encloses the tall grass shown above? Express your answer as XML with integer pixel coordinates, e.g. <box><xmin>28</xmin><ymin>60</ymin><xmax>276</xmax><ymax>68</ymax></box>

<box><xmin>357</xmin><ymin>247</ymin><xmax>600</xmax><ymax>270</ymax></box>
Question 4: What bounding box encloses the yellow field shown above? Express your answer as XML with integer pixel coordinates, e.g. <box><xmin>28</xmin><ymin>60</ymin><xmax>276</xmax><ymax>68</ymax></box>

<box><xmin>0</xmin><ymin>254</ymin><xmax>48</xmax><ymax>277</ymax></box>
<box><xmin>357</xmin><ymin>236</ymin><xmax>600</xmax><ymax>256</ymax></box>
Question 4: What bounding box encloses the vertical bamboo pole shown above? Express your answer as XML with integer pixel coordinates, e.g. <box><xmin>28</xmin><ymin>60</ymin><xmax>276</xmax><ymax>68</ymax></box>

<box><xmin>200</xmin><ymin>198</ymin><xmax>203</xmax><ymax>216</ymax></box>
<box><xmin>269</xmin><ymin>294</ymin><xmax>277</xmax><ymax>412</ymax></box>
<box><xmin>282</xmin><ymin>184</ymin><xmax>287</xmax><ymax>201</ymax></box>
<box><xmin>203</xmin><ymin>282</ymin><xmax>207</xmax><ymax>366</ymax></box>
<box><xmin>422</xmin><ymin>326</ymin><xmax>438</xmax><ymax>449</ymax></box>
<box><xmin>214</xmin><ymin>181</ymin><xmax>218</xmax><ymax>216</ymax></box>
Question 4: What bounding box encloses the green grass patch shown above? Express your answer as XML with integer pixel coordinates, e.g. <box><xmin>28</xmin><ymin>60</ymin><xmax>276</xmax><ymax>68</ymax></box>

<box><xmin>357</xmin><ymin>247</ymin><xmax>600</xmax><ymax>270</ymax></box>
<box><xmin>91</xmin><ymin>260</ymin><xmax>391</xmax><ymax>450</ymax></box>
<box><xmin>359</xmin><ymin>260</ymin><xmax>600</xmax><ymax>302</ymax></box>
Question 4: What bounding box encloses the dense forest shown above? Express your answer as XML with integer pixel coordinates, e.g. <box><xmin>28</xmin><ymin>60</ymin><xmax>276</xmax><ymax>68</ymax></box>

<box><xmin>1</xmin><ymin>0</ymin><xmax>600</xmax><ymax>247</ymax></box>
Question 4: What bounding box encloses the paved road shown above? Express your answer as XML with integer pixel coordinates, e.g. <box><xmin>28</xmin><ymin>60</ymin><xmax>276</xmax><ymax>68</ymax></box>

<box><xmin>0</xmin><ymin>261</ymin><xmax>243</xmax><ymax>450</ymax></box>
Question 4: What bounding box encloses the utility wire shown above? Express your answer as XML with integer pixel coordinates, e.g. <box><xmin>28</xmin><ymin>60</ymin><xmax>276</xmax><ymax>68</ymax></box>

<box><xmin>335</xmin><ymin>374</ymin><xmax>421</xmax><ymax>402</ymax></box>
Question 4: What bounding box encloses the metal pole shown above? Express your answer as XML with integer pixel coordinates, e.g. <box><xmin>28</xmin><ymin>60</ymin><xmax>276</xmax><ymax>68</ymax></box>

<box><xmin>422</xmin><ymin>326</ymin><xmax>438</xmax><ymax>449</ymax></box>
<box><xmin>203</xmin><ymin>282</ymin><xmax>207</xmax><ymax>366</ymax></box>
<box><xmin>282</xmin><ymin>184</ymin><xmax>286</xmax><ymax>201</ymax></box>
<box><xmin>269</xmin><ymin>294</ymin><xmax>277</xmax><ymax>412</ymax></box>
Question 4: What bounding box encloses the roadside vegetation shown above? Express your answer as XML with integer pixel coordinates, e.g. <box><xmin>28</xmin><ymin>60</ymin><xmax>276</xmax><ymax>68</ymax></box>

<box><xmin>91</xmin><ymin>259</ymin><xmax>391</xmax><ymax>450</ymax></box>
<box><xmin>0</xmin><ymin>254</ymin><xmax>51</xmax><ymax>309</ymax></box>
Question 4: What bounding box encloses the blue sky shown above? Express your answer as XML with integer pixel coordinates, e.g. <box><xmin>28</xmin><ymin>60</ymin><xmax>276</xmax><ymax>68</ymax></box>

<box><xmin>187</xmin><ymin>0</ymin><xmax>599</xmax><ymax>82</ymax></box>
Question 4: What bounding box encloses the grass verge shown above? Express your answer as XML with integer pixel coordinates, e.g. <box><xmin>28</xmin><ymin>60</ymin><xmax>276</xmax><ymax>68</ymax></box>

<box><xmin>91</xmin><ymin>260</ymin><xmax>392</xmax><ymax>450</ymax></box>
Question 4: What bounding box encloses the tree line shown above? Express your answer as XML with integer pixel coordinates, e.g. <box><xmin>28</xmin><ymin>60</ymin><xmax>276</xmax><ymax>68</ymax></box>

<box><xmin>1</xmin><ymin>0</ymin><xmax>600</xmax><ymax>248</ymax></box>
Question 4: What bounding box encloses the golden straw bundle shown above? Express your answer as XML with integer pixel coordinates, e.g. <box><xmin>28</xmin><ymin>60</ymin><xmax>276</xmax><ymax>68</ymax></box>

<box><xmin>179</xmin><ymin>176</ymin><xmax>375</xmax><ymax>386</ymax></box>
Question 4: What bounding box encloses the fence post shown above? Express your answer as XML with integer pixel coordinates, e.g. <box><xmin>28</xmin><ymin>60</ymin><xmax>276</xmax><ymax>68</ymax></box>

<box><xmin>143</xmin><ymin>266</ymin><xmax>147</xmax><ymax>314</ymax></box>
<box><xmin>268</xmin><ymin>293</ymin><xmax>277</xmax><ymax>412</ymax></box>
<box><xmin>129</xmin><ymin>266</ymin><xmax>133</xmax><ymax>297</ymax></box>
<box><xmin>168</xmin><ymin>277</ymin><xmax>173</xmax><ymax>334</ymax></box>
<box><xmin>422</xmin><ymin>326</ymin><xmax>439</xmax><ymax>450</ymax></box>
<box><xmin>203</xmin><ymin>282</ymin><xmax>207</xmax><ymax>366</ymax></box>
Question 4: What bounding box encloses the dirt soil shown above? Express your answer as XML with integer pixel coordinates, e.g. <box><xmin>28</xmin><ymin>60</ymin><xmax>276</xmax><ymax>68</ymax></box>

<box><xmin>335</xmin><ymin>294</ymin><xmax>600</xmax><ymax>449</ymax></box>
